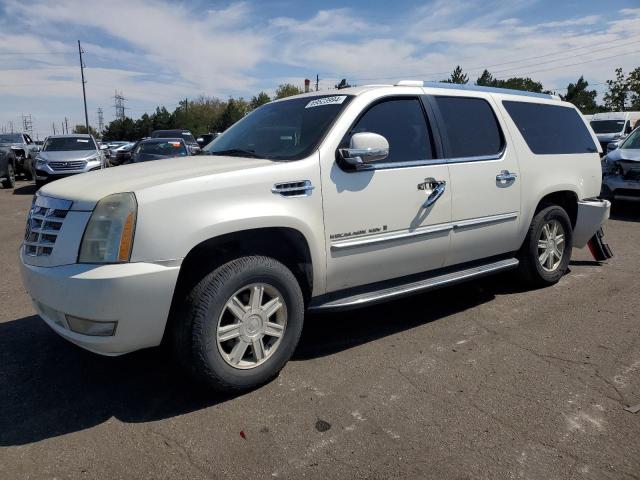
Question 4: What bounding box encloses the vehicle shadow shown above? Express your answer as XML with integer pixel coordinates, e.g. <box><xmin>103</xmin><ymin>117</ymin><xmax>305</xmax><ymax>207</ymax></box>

<box><xmin>0</xmin><ymin>270</ymin><xmax>567</xmax><ymax>446</ymax></box>
<box><xmin>610</xmin><ymin>201</ymin><xmax>640</xmax><ymax>223</ymax></box>
<box><xmin>12</xmin><ymin>182</ymin><xmax>37</xmax><ymax>196</ymax></box>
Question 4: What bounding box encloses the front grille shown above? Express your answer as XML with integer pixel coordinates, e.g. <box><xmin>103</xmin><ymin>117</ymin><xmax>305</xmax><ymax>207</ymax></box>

<box><xmin>24</xmin><ymin>205</ymin><xmax>69</xmax><ymax>256</ymax></box>
<box><xmin>623</xmin><ymin>169</ymin><xmax>640</xmax><ymax>182</ymax></box>
<box><xmin>49</xmin><ymin>160</ymin><xmax>86</xmax><ymax>171</ymax></box>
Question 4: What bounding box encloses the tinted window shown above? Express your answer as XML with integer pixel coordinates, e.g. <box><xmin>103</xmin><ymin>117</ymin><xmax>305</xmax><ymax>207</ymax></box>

<box><xmin>346</xmin><ymin>98</ymin><xmax>434</xmax><ymax>163</ymax></box>
<box><xmin>433</xmin><ymin>96</ymin><xmax>503</xmax><ymax>158</ymax></box>
<box><xmin>42</xmin><ymin>137</ymin><xmax>96</xmax><ymax>151</ymax></box>
<box><xmin>504</xmin><ymin>101</ymin><xmax>598</xmax><ymax>155</ymax></box>
<box><xmin>590</xmin><ymin>120</ymin><xmax>625</xmax><ymax>134</ymax></box>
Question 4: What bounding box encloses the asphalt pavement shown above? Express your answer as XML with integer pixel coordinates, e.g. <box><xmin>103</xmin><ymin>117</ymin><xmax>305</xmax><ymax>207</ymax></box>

<box><xmin>1</xmin><ymin>180</ymin><xmax>639</xmax><ymax>479</ymax></box>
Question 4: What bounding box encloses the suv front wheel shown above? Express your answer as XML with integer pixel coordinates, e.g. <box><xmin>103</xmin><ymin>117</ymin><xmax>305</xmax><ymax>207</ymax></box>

<box><xmin>517</xmin><ymin>205</ymin><xmax>573</xmax><ymax>287</ymax></box>
<box><xmin>175</xmin><ymin>256</ymin><xmax>305</xmax><ymax>392</ymax></box>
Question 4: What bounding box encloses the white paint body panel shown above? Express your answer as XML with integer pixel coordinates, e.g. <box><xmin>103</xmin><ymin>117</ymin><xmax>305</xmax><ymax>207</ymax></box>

<box><xmin>20</xmin><ymin>84</ymin><xmax>609</xmax><ymax>355</ymax></box>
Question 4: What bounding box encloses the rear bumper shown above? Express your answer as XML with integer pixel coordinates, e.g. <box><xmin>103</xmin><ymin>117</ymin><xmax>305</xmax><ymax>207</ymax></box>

<box><xmin>573</xmin><ymin>199</ymin><xmax>611</xmax><ymax>248</ymax></box>
<box><xmin>602</xmin><ymin>175</ymin><xmax>640</xmax><ymax>202</ymax></box>
<box><xmin>20</xmin><ymin>254</ymin><xmax>180</xmax><ymax>355</ymax></box>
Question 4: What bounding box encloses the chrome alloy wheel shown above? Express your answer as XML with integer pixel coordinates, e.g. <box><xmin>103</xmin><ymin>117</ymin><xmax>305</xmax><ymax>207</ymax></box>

<box><xmin>216</xmin><ymin>283</ymin><xmax>287</xmax><ymax>369</ymax></box>
<box><xmin>537</xmin><ymin>219</ymin><xmax>565</xmax><ymax>272</ymax></box>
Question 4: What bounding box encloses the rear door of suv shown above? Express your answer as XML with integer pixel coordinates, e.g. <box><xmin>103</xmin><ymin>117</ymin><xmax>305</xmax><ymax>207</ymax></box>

<box><xmin>425</xmin><ymin>93</ymin><xmax>521</xmax><ymax>266</ymax></box>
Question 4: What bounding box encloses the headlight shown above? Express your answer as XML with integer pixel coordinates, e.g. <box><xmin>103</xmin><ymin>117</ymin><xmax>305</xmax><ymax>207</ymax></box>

<box><xmin>35</xmin><ymin>155</ymin><xmax>46</xmax><ymax>166</ymax></box>
<box><xmin>78</xmin><ymin>192</ymin><xmax>137</xmax><ymax>263</ymax></box>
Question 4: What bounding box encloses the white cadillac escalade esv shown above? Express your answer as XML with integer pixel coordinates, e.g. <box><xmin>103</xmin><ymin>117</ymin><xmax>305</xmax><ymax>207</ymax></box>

<box><xmin>20</xmin><ymin>81</ymin><xmax>611</xmax><ymax>391</ymax></box>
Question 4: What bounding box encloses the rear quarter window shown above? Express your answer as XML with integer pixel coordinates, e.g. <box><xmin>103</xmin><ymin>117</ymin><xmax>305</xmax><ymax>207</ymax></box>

<box><xmin>502</xmin><ymin>101</ymin><xmax>598</xmax><ymax>155</ymax></box>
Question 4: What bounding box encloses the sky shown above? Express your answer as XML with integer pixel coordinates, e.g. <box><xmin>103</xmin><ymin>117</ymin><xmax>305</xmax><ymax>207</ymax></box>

<box><xmin>0</xmin><ymin>0</ymin><xmax>639</xmax><ymax>138</ymax></box>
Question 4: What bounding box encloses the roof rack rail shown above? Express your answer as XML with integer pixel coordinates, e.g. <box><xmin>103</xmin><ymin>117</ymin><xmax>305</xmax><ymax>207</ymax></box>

<box><xmin>394</xmin><ymin>80</ymin><xmax>559</xmax><ymax>100</ymax></box>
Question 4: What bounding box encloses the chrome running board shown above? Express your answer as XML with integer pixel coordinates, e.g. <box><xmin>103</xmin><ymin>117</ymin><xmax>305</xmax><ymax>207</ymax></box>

<box><xmin>309</xmin><ymin>258</ymin><xmax>519</xmax><ymax>312</ymax></box>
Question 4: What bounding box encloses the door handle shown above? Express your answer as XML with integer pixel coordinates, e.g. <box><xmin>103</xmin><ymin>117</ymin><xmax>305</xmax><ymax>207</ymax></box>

<box><xmin>496</xmin><ymin>170</ymin><xmax>518</xmax><ymax>184</ymax></box>
<box><xmin>419</xmin><ymin>178</ymin><xmax>447</xmax><ymax>208</ymax></box>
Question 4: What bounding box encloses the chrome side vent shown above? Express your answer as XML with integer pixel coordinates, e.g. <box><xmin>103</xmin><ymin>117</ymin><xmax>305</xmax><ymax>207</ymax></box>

<box><xmin>271</xmin><ymin>180</ymin><xmax>314</xmax><ymax>198</ymax></box>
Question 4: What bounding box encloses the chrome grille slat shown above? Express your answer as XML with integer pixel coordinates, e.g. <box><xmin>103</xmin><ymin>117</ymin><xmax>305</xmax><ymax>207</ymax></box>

<box><xmin>24</xmin><ymin>201</ymin><xmax>70</xmax><ymax>257</ymax></box>
<box><xmin>49</xmin><ymin>160</ymin><xmax>87</xmax><ymax>171</ymax></box>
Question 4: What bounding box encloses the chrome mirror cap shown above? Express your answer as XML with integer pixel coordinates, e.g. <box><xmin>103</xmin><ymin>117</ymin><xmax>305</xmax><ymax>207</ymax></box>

<box><xmin>339</xmin><ymin>132</ymin><xmax>389</xmax><ymax>167</ymax></box>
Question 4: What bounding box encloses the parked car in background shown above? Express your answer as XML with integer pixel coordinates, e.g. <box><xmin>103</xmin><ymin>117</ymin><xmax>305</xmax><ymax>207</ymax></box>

<box><xmin>130</xmin><ymin>138</ymin><xmax>189</xmax><ymax>163</ymax></box>
<box><xmin>0</xmin><ymin>146</ymin><xmax>17</xmax><ymax>189</ymax></box>
<box><xmin>151</xmin><ymin>129</ymin><xmax>200</xmax><ymax>153</ymax></box>
<box><xmin>590</xmin><ymin>112</ymin><xmax>640</xmax><ymax>154</ymax></box>
<box><xmin>20</xmin><ymin>81</ymin><xmax>611</xmax><ymax>392</ymax></box>
<box><xmin>0</xmin><ymin>132</ymin><xmax>39</xmax><ymax>179</ymax></box>
<box><xmin>601</xmin><ymin>126</ymin><xmax>640</xmax><ymax>203</ymax></box>
<box><xmin>34</xmin><ymin>134</ymin><xmax>106</xmax><ymax>188</ymax></box>
<box><xmin>104</xmin><ymin>141</ymin><xmax>130</xmax><ymax>159</ymax></box>
<box><xmin>109</xmin><ymin>142</ymin><xmax>137</xmax><ymax>166</ymax></box>
<box><xmin>196</xmin><ymin>132</ymin><xmax>219</xmax><ymax>148</ymax></box>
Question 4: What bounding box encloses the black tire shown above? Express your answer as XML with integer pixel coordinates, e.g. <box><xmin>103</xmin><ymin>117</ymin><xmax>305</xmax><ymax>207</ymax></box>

<box><xmin>1</xmin><ymin>163</ymin><xmax>15</xmax><ymax>189</ymax></box>
<box><xmin>174</xmin><ymin>255</ymin><xmax>305</xmax><ymax>392</ymax></box>
<box><xmin>516</xmin><ymin>205</ymin><xmax>573</xmax><ymax>287</ymax></box>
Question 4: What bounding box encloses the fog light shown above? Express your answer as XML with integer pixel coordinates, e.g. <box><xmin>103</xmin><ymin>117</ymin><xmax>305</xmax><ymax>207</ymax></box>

<box><xmin>66</xmin><ymin>315</ymin><xmax>117</xmax><ymax>337</ymax></box>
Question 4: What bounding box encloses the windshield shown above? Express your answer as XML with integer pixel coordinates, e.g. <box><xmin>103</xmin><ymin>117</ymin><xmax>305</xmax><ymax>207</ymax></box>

<box><xmin>203</xmin><ymin>95</ymin><xmax>354</xmax><ymax>160</ymax></box>
<box><xmin>590</xmin><ymin>120</ymin><xmax>625</xmax><ymax>134</ymax></box>
<box><xmin>135</xmin><ymin>140</ymin><xmax>187</xmax><ymax>158</ymax></box>
<box><xmin>0</xmin><ymin>133</ymin><xmax>22</xmax><ymax>143</ymax></box>
<box><xmin>43</xmin><ymin>137</ymin><xmax>96</xmax><ymax>151</ymax></box>
<box><xmin>620</xmin><ymin>128</ymin><xmax>640</xmax><ymax>150</ymax></box>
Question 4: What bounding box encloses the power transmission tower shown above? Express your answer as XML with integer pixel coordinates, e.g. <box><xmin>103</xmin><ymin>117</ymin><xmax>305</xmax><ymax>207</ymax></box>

<box><xmin>78</xmin><ymin>40</ymin><xmax>90</xmax><ymax>134</ymax></box>
<box><xmin>52</xmin><ymin>123</ymin><xmax>57</xmax><ymax>135</ymax></box>
<box><xmin>22</xmin><ymin>114</ymin><xmax>33</xmax><ymax>136</ymax></box>
<box><xmin>97</xmin><ymin>108</ymin><xmax>104</xmax><ymax>133</ymax></box>
<box><xmin>114</xmin><ymin>90</ymin><xmax>127</xmax><ymax>121</ymax></box>
<box><xmin>8</xmin><ymin>121</ymin><xmax>14</xmax><ymax>133</ymax></box>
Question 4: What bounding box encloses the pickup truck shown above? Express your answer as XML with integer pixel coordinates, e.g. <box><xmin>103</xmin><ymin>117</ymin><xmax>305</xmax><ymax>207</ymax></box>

<box><xmin>0</xmin><ymin>132</ymin><xmax>39</xmax><ymax>179</ymax></box>
<box><xmin>20</xmin><ymin>81</ymin><xmax>611</xmax><ymax>392</ymax></box>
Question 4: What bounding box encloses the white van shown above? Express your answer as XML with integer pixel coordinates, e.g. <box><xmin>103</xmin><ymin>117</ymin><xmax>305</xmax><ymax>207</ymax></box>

<box><xmin>590</xmin><ymin>112</ymin><xmax>640</xmax><ymax>154</ymax></box>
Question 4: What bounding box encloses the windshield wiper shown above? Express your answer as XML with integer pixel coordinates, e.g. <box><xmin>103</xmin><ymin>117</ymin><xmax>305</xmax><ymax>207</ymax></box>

<box><xmin>209</xmin><ymin>148</ymin><xmax>263</xmax><ymax>158</ymax></box>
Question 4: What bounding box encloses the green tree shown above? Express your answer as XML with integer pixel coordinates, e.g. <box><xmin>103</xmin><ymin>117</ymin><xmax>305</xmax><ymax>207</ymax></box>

<box><xmin>627</xmin><ymin>67</ymin><xmax>640</xmax><ymax>110</ymax></box>
<box><xmin>151</xmin><ymin>106</ymin><xmax>173</xmax><ymax>130</ymax></box>
<box><xmin>498</xmin><ymin>77</ymin><xmax>543</xmax><ymax>93</ymax></box>
<box><xmin>215</xmin><ymin>98</ymin><xmax>248</xmax><ymax>131</ymax></box>
<box><xmin>561</xmin><ymin>76</ymin><xmax>597</xmax><ymax>113</ymax></box>
<box><xmin>275</xmin><ymin>83</ymin><xmax>303</xmax><ymax>99</ymax></box>
<box><xmin>102</xmin><ymin>118</ymin><xmax>136</xmax><ymax>140</ymax></box>
<box><xmin>72</xmin><ymin>124</ymin><xmax>99</xmax><ymax>136</ymax></box>
<box><xmin>603</xmin><ymin>67</ymin><xmax>629</xmax><ymax>111</ymax></box>
<box><xmin>476</xmin><ymin>69</ymin><xmax>495</xmax><ymax>86</ymax></box>
<box><xmin>250</xmin><ymin>91</ymin><xmax>271</xmax><ymax>110</ymax></box>
<box><xmin>443</xmin><ymin>65</ymin><xmax>468</xmax><ymax>84</ymax></box>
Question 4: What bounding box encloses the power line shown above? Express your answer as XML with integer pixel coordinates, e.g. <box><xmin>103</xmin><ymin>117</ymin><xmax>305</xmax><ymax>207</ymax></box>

<box><xmin>0</xmin><ymin>51</ymin><xmax>75</xmax><ymax>55</ymax></box>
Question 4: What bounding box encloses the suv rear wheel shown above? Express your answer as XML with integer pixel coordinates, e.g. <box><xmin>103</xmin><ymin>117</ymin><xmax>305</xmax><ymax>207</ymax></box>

<box><xmin>174</xmin><ymin>255</ymin><xmax>304</xmax><ymax>391</ymax></box>
<box><xmin>517</xmin><ymin>205</ymin><xmax>573</xmax><ymax>287</ymax></box>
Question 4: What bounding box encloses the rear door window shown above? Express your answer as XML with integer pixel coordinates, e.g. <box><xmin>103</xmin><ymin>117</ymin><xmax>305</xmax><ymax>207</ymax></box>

<box><xmin>433</xmin><ymin>96</ymin><xmax>504</xmax><ymax>159</ymax></box>
<box><xmin>345</xmin><ymin>98</ymin><xmax>435</xmax><ymax>164</ymax></box>
<box><xmin>503</xmin><ymin>101</ymin><xmax>598</xmax><ymax>155</ymax></box>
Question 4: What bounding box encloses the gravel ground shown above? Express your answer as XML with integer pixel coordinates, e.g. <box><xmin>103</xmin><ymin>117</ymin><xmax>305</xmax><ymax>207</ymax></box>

<box><xmin>1</xmin><ymin>180</ymin><xmax>639</xmax><ymax>480</ymax></box>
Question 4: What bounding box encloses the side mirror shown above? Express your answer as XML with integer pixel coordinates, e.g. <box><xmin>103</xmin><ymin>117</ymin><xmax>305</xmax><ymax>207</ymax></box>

<box><xmin>100</xmin><ymin>144</ymin><xmax>108</xmax><ymax>150</ymax></box>
<box><xmin>607</xmin><ymin>141</ymin><xmax>619</xmax><ymax>153</ymax></box>
<box><xmin>339</xmin><ymin>132</ymin><xmax>389</xmax><ymax>167</ymax></box>
<box><xmin>188</xmin><ymin>145</ymin><xmax>200</xmax><ymax>155</ymax></box>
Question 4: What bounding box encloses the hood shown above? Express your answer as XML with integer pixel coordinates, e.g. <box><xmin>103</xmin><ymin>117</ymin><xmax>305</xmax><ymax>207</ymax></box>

<box><xmin>133</xmin><ymin>153</ymin><xmax>182</xmax><ymax>162</ymax></box>
<box><xmin>37</xmin><ymin>151</ymin><xmax>98</xmax><ymax>162</ymax></box>
<box><xmin>596</xmin><ymin>133</ymin><xmax>623</xmax><ymax>142</ymax></box>
<box><xmin>40</xmin><ymin>154</ymin><xmax>274</xmax><ymax>207</ymax></box>
<box><xmin>606</xmin><ymin>148</ymin><xmax>640</xmax><ymax>163</ymax></box>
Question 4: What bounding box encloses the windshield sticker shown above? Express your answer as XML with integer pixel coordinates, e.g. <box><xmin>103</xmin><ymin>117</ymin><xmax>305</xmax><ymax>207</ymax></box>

<box><xmin>169</xmin><ymin>142</ymin><xmax>181</xmax><ymax>147</ymax></box>
<box><xmin>305</xmin><ymin>96</ymin><xmax>347</xmax><ymax>109</ymax></box>
<box><xmin>77</xmin><ymin>139</ymin><xmax>89</xmax><ymax>143</ymax></box>
<box><xmin>181</xmin><ymin>132</ymin><xmax>190</xmax><ymax>135</ymax></box>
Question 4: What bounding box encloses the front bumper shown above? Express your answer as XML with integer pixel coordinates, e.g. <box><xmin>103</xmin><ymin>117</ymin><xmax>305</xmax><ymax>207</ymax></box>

<box><xmin>573</xmin><ymin>199</ymin><xmax>611</xmax><ymax>248</ymax></box>
<box><xmin>35</xmin><ymin>160</ymin><xmax>102</xmax><ymax>181</ymax></box>
<box><xmin>602</xmin><ymin>175</ymin><xmax>640</xmax><ymax>202</ymax></box>
<box><xmin>20</xmin><ymin>253</ymin><xmax>180</xmax><ymax>355</ymax></box>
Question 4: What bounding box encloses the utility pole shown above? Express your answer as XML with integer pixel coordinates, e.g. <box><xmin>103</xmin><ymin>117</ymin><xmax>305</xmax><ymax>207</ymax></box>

<box><xmin>52</xmin><ymin>123</ymin><xmax>57</xmax><ymax>135</ymax></box>
<box><xmin>315</xmin><ymin>74</ymin><xmax>319</xmax><ymax>92</ymax></box>
<box><xmin>78</xmin><ymin>40</ymin><xmax>90</xmax><ymax>134</ymax></box>
<box><xmin>97</xmin><ymin>108</ymin><xmax>104</xmax><ymax>133</ymax></box>
<box><xmin>65</xmin><ymin>117</ymin><xmax>69</xmax><ymax>134</ymax></box>
<box><xmin>114</xmin><ymin>91</ymin><xmax>126</xmax><ymax>121</ymax></box>
<box><xmin>8</xmin><ymin>121</ymin><xmax>14</xmax><ymax>133</ymax></box>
